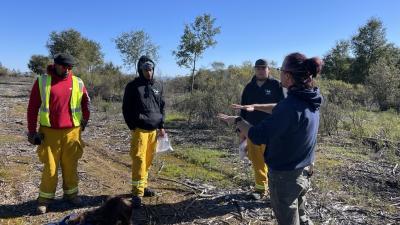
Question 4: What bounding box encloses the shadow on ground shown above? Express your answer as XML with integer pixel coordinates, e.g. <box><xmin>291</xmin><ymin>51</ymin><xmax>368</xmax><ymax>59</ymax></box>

<box><xmin>132</xmin><ymin>193</ymin><xmax>270</xmax><ymax>225</ymax></box>
<box><xmin>0</xmin><ymin>194</ymin><xmax>110</xmax><ymax>218</ymax></box>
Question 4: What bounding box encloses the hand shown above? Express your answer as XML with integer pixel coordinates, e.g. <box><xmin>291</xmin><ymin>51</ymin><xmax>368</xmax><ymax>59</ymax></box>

<box><xmin>27</xmin><ymin>132</ymin><xmax>43</xmax><ymax>145</ymax></box>
<box><xmin>27</xmin><ymin>132</ymin><xmax>36</xmax><ymax>145</ymax></box>
<box><xmin>238</xmin><ymin>129</ymin><xmax>248</xmax><ymax>140</ymax></box>
<box><xmin>158</xmin><ymin>128</ymin><xmax>166</xmax><ymax>137</ymax></box>
<box><xmin>80</xmin><ymin>120</ymin><xmax>88</xmax><ymax>131</ymax></box>
<box><xmin>217</xmin><ymin>113</ymin><xmax>238</xmax><ymax>125</ymax></box>
<box><xmin>239</xmin><ymin>131</ymin><xmax>246</xmax><ymax>141</ymax></box>
<box><xmin>231</xmin><ymin>104</ymin><xmax>255</xmax><ymax>112</ymax></box>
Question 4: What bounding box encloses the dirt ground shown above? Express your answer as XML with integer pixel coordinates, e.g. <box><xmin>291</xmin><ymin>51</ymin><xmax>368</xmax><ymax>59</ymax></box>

<box><xmin>0</xmin><ymin>76</ymin><xmax>399</xmax><ymax>225</ymax></box>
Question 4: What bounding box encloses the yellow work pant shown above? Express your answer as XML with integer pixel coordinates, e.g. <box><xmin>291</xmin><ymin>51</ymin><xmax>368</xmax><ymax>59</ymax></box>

<box><xmin>130</xmin><ymin>128</ymin><xmax>157</xmax><ymax>196</ymax></box>
<box><xmin>247</xmin><ymin>139</ymin><xmax>268</xmax><ymax>193</ymax></box>
<box><xmin>37</xmin><ymin>126</ymin><xmax>83</xmax><ymax>202</ymax></box>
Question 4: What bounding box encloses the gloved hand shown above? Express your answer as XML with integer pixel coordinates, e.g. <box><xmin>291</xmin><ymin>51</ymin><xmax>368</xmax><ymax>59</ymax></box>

<box><xmin>80</xmin><ymin>120</ymin><xmax>88</xmax><ymax>131</ymax></box>
<box><xmin>27</xmin><ymin>132</ymin><xmax>44</xmax><ymax>145</ymax></box>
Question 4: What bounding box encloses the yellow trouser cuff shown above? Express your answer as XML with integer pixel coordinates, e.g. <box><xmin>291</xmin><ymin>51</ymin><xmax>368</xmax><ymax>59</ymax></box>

<box><xmin>255</xmin><ymin>184</ymin><xmax>265</xmax><ymax>190</ymax></box>
<box><xmin>131</xmin><ymin>180</ymin><xmax>145</xmax><ymax>186</ymax></box>
<box><xmin>64</xmin><ymin>187</ymin><xmax>78</xmax><ymax>195</ymax></box>
<box><xmin>39</xmin><ymin>191</ymin><xmax>55</xmax><ymax>199</ymax></box>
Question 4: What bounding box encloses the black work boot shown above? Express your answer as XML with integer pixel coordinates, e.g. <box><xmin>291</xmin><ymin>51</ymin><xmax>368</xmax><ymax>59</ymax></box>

<box><xmin>143</xmin><ymin>188</ymin><xmax>156</xmax><ymax>197</ymax></box>
<box><xmin>63</xmin><ymin>194</ymin><xmax>83</xmax><ymax>207</ymax></box>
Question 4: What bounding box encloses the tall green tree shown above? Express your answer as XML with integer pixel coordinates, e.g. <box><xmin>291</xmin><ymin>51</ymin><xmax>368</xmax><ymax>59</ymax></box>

<box><xmin>46</xmin><ymin>29</ymin><xmax>104</xmax><ymax>73</ymax></box>
<box><xmin>351</xmin><ymin>18</ymin><xmax>387</xmax><ymax>83</ymax></box>
<box><xmin>114</xmin><ymin>30</ymin><xmax>159</xmax><ymax>73</ymax></box>
<box><xmin>173</xmin><ymin>14</ymin><xmax>221</xmax><ymax>93</ymax></box>
<box><xmin>367</xmin><ymin>57</ymin><xmax>400</xmax><ymax>111</ymax></box>
<box><xmin>322</xmin><ymin>40</ymin><xmax>352</xmax><ymax>82</ymax></box>
<box><xmin>384</xmin><ymin>43</ymin><xmax>400</xmax><ymax>69</ymax></box>
<box><xmin>27</xmin><ymin>55</ymin><xmax>51</xmax><ymax>74</ymax></box>
<box><xmin>80</xmin><ymin>39</ymin><xmax>103</xmax><ymax>72</ymax></box>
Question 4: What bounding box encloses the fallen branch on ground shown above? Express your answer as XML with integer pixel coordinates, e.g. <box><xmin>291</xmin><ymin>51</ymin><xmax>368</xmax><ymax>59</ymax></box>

<box><xmin>157</xmin><ymin>177</ymin><xmax>203</xmax><ymax>192</ymax></box>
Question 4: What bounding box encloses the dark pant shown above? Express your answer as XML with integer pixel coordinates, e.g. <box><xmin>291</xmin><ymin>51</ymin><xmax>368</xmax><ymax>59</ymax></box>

<box><xmin>268</xmin><ymin>167</ymin><xmax>313</xmax><ymax>225</ymax></box>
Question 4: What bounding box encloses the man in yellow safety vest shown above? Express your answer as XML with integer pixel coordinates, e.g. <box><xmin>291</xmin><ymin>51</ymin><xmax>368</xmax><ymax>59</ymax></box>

<box><xmin>27</xmin><ymin>53</ymin><xmax>90</xmax><ymax>214</ymax></box>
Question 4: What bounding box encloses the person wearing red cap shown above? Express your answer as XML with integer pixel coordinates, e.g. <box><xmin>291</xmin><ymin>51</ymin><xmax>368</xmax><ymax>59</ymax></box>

<box><xmin>27</xmin><ymin>53</ymin><xmax>90</xmax><ymax>214</ymax></box>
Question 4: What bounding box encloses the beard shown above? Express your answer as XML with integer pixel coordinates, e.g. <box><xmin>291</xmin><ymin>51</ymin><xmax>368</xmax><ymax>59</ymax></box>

<box><xmin>55</xmin><ymin>69</ymin><xmax>68</xmax><ymax>78</ymax></box>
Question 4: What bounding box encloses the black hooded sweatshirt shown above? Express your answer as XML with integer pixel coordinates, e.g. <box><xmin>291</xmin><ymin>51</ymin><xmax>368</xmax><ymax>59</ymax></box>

<box><xmin>122</xmin><ymin>57</ymin><xmax>165</xmax><ymax>130</ymax></box>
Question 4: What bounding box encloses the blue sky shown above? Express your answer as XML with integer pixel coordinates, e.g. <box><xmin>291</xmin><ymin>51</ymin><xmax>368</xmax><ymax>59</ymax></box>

<box><xmin>1</xmin><ymin>0</ymin><xmax>399</xmax><ymax>77</ymax></box>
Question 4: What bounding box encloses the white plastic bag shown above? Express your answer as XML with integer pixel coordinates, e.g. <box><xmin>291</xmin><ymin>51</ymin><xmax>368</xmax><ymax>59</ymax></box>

<box><xmin>156</xmin><ymin>134</ymin><xmax>174</xmax><ymax>153</ymax></box>
<box><xmin>239</xmin><ymin>139</ymin><xmax>248</xmax><ymax>161</ymax></box>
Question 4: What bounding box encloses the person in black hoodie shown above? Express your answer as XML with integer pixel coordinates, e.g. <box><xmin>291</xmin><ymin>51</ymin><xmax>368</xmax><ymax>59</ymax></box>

<box><xmin>219</xmin><ymin>52</ymin><xmax>323</xmax><ymax>225</ymax></box>
<box><xmin>122</xmin><ymin>55</ymin><xmax>166</xmax><ymax>208</ymax></box>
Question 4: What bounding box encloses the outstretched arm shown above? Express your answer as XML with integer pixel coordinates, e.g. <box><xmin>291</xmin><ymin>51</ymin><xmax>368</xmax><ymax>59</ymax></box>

<box><xmin>232</xmin><ymin>103</ymin><xmax>277</xmax><ymax>114</ymax></box>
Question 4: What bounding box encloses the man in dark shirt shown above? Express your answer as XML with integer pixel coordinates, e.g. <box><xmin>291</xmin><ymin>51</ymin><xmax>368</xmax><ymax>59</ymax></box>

<box><xmin>122</xmin><ymin>55</ymin><xmax>166</xmax><ymax>208</ymax></box>
<box><xmin>240</xmin><ymin>59</ymin><xmax>284</xmax><ymax>200</ymax></box>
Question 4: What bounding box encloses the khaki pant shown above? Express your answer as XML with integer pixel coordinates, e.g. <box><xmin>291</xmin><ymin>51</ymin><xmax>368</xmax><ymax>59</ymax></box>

<box><xmin>268</xmin><ymin>167</ymin><xmax>314</xmax><ymax>225</ymax></box>
<box><xmin>37</xmin><ymin>126</ymin><xmax>83</xmax><ymax>202</ymax></box>
<box><xmin>130</xmin><ymin>128</ymin><xmax>157</xmax><ymax>196</ymax></box>
<box><xmin>247</xmin><ymin>139</ymin><xmax>267</xmax><ymax>193</ymax></box>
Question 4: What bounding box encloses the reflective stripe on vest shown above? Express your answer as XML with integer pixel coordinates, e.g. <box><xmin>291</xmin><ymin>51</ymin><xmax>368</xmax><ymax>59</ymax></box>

<box><xmin>70</xmin><ymin>76</ymin><xmax>84</xmax><ymax>126</ymax></box>
<box><xmin>38</xmin><ymin>75</ymin><xmax>84</xmax><ymax>127</ymax></box>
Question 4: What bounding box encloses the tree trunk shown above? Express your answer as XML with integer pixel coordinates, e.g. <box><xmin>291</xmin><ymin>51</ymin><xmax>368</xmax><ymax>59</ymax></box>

<box><xmin>187</xmin><ymin>54</ymin><xmax>197</xmax><ymax>125</ymax></box>
<box><xmin>190</xmin><ymin>54</ymin><xmax>197</xmax><ymax>94</ymax></box>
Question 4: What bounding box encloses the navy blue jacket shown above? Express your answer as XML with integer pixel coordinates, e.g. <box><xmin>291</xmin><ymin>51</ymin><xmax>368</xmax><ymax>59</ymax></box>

<box><xmin>240</xmin><ymin>76</ymin><xmax>284</xmax><ymax>126</ymax></box>
<box><xmin>248</xmin><ymin>87</ymin><xmax>323</xmax><ymax>171</ymax></box>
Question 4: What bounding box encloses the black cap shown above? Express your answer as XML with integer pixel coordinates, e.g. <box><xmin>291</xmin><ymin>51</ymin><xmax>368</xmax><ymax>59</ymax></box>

<box><xmin>255</xmin><ymin>59</ymin><xmax>268</xmax><ymax>67</ymax></box>
<box><xmin>54</xmin><ymin>53</ymin><xmax>75</xmax><ymax>67</ymax></box>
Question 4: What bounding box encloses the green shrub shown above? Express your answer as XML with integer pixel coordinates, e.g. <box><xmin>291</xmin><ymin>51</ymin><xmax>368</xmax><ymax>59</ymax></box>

<box><xmin>320</xmin><ymin>101</ymin><xmax>343</xmax><ymax>136</ymax></box>
<box><xmin>318</xmin><ymin>79</ymin><xmax>373</xmax><ymax>109</ymax></box>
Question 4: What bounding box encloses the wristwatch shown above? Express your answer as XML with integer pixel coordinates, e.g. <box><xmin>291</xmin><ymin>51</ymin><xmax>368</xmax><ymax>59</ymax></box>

<box><xmin>234</xmin><ymin>117</ymin><xmax>243</xmax><ymax>125</ymax></box>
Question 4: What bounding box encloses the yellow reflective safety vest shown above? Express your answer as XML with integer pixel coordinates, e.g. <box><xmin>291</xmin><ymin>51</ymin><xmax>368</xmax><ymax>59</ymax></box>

<box><xmin>38</xmin><ymin>74</ymin><xmax>84</xmax><ymax>127</ymax></box>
